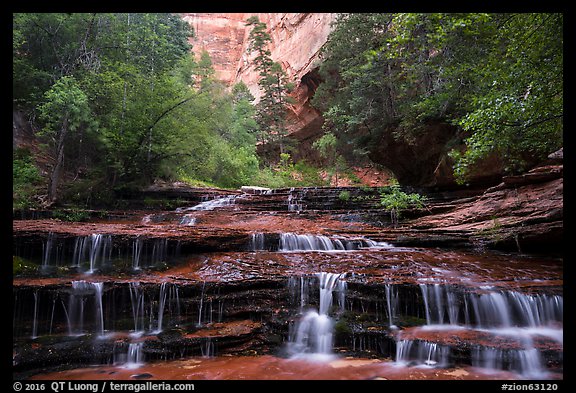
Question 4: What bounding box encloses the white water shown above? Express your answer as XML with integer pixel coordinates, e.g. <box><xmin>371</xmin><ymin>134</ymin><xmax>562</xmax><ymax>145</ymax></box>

<box><xmin>31</xmin><ymin>290</ymin><xmax>39</xmax><ymax>339</ymax></box>
<box><xmin>70</xmin><ymin>234</ymin><xmax>113</xmax><ymax>273</ymax></box>
<box><xmin>385</xmin><ymin>284</ymin><xmax>398</xmax><ymax>329</ymax></box>
<box><xmin>129</xmin><ymin>282</ymin><xmax>145</xmax><ymax>336</ymax></box>
<box><xmin>394</xmin><ymin>283</ymin><xmax>563</xmax><ymax>378</ymax></box>
<box><xmin>395</xmin><ymin>339</ymin><xmax>451</xmax><ymax>367</ymax></box>
<box><xmin>179</xmin><ymin>214</ymin><xmax>197</xmax><ymax>226</ymax></box>
<box><xmin>177</xmin><ymin>195</ymin><xmax>238</xmax><ymax>212</ymax></box>
<box><xmin>287</xmin><ymin>187</ymin><xmax>306</xmax><ymax>212</ymax></box>
<box><xmin>67</xmin><ymin>281</ymin><xmax>105</xmax><ymax>336</ymax></box>
<box><xmin>287</xmin><ymin>272</ymin><xmax>346</xmax><ymax>360</ymax></box>
<box><xmin>41</xmin><ymin>232</ymin><xmax>56</xmax><ymax>268</ymax></box>
<box><xmin>124</xmin><ymin>342</ymin><xmax>145</xmax><ymax>369</ymax></box>
<box><xmin>250</xmin><ymin>233</ymin><xmax>266</xmax><ymax>251</ymax></box>
<box><xmin>152</xmin><ymin>282</ymin><xmax>168</xmax><ymax>334</ymax></box>
<box><xmin>279</xmin><ymin>233</ymin><xmax>392</xmax><ymax>252</ymax></box>
<box><xmin>132</xmin><ymin>237</ymin><xmax>143</xmax><ymax>270</ymax></box>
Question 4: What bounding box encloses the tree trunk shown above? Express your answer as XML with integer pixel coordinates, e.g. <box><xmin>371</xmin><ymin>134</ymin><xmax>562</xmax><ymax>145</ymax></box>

<box><xmin>48</xmin><ymin>116</ymin><xmax>69</xmax><ymax>203</ymax></box>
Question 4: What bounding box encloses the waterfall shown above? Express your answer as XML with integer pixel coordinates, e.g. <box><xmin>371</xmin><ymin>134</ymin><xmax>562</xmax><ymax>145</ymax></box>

<box><xmin>395</xmin><ymin>339</ymin><xmax>451</xmax><ymax>367</ymax></box>
<box><xmin>41</xmin><ymin>232</ymin><xmax>56</xmax><ymax>268</ymax></box>
<box><xmin>67</xmin><ymin>281</ymin><xmax>105</xmax><ymax>336</ymax></box>
<box><xmin>417</xmin><ymin>284</ymin><xmax>563</xmax><ymax>328</ymax></box>
<box><xmin>177</xmin><ymin>195</ymin><xmax>238</xmax><ymax>212</ymax></box>
<box><xmin>132</xmin><ymin>238</ymin><xmax>169</xmax><ymax>269</ymax></box>
<box><xmin>151</xmin><ymin>239</ymin><xmax>167</xmax><ymax>265</ymax></box>
<box><xmin>279</xmin><ymin>233</ymin><xmax>392</xmax><ymax>252</ymax></box>
<box><xmin>472</xmin><ymin>343</ymin><xmax>547</xmax><ymax>379</ymax></box>
<box><xmin>31</xmin><ymin>290</ymin><xmax>39</xmax><ymax>339</ymax></box>
<box><xmin>129</xmin><ymin>282</ymin><xmax>145</xmax><ymax>336</ymax></box>
<box><xmin>406</xmin><ymin>283</ymin><xmax>563</xmax><ymax>377</ymax></box>
<box><xmin>132</xmin><ymin>237</ymin><xmax>143</xmax><ymax>270</ymax></box>
<box><xmin>197</xmin><ymin>281</ymin><xmax>206</xmax><ymax>327</ymax></box>
<box><xmin>287</xmin><ymin>272</ymin><xmax>346</xmax><ymax>359</ymax></box>
<box><xmin>200</xmin><ymin>338</ymin><xmax>214</xmax><ymax>358</ymax></box>
<box><xmin>124</xmin><ymin>342</ymin><xmax>144</xmax><ymax>369</ymax></box>
<box><xmin>88</xmin><ymin>234</ymin><xmax>110</xmax><ymax>274</ymax></box>
<box><xmin>153</xmin><ymin>282</ymin><xmax>168</xmax><ymax>334</ymax></box>
<box><xmin>179</xmin><ymin>214</ymin><xmax>197</xmax><ymax>226</ymax></box>
<box><xmin>385</xmin><ymin>284</ymin><xmax>398</xmax><ymax>329</ymax></box>
<box><xmin>287</xmin><ymin>187</ymin><xmax>305</xmax><ymax>212</ymax></box>
<box><xmin>69</xmin><ymin>234</ymin><xmax>112</xmax><ymax>273</ymax></box>
<box><xmin>250</xmin><ymin>233</ymin><xmax>265</xmax><ymax>251</ymax></box>
<box><xmin>115</xmin><ymin>342</ymin><xmax>145</xmax><ymax>369</ymax></box>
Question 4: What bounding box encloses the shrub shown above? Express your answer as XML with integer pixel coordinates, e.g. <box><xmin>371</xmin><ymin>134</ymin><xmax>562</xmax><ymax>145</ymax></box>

<box><xmin>13</xmin><ymin>148</ymin><xmax>42</xmax><ymax>210</ymax></box>
<box><xmin>380</xmin><ymin>185</ymin><xmax>427</xmax><ymax>227</ymax></box>
<box><xmin>338</xmin><ymin>190</ymin><xmax>351</xmax><ymax>202</ymax></box>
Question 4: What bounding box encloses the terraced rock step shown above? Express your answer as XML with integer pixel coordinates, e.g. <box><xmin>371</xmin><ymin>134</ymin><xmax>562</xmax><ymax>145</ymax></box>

<box><xmin>13</xmin><ymin>267</ymin><xmax>562</xmax><ymax>379</ymax></box>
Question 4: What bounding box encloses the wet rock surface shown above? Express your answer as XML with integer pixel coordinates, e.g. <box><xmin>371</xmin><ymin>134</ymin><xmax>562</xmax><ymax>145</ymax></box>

<box><xmin>13</xmin><ymin>164</ymin><xmax>563</xmax><ymax>380</ymax></box>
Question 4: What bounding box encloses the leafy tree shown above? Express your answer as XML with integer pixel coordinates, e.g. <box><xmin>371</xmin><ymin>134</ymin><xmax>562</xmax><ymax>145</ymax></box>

<box><xmin>315</xmin><ymin>13</ymin><xmax>563</xmax><ymax>184</ymax></box>
<box><xmin>38</xmin><ymin>76</ymin><xmax>96</xmax><ymax>203</ymax></box>
<box><xmin>312</xmin><ymin>132</ymin><xmax>346</xmax><ymax>185</ymax></box>
<box><xmin>379</xmin><ymin>184</ymin><xmax>427</xmax><ymax>227</ymax></box>
<box><xmin>13</xmin><ymin>148</ymin><xmax>43</xmax><ymax>210</ymax></box>
<box><xmin>246</xmin><ymin>16</ymin><xmax>294</xmax><ymax>157</ymax></box>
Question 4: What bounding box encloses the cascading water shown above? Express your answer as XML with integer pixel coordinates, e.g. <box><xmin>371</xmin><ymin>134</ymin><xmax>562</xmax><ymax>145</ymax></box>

<box><xmin>129</xmin><ymin>282</ymin><xmax>145</xmax><ymax>336</ymax></box>
<box><xmin>70</xmin><ymin>234</ymin><xmax>112</xmax><ymax>273</ymax></box>
<box><xmin>287</xmin><ymin>188</ymin><xmax>306</xmax><ymax>212</ymax></box>
<box><xmin>177</xmin><ymin>195</ymin><xmax>239</xmax><ymax>212</ymax></box>
<box><xmin>41</xmin><ymin>232</ymin><xmax>56</xmax><ymax>268</ymax></box>
<box><xmin>67</xmin><ymin>281</ymin><xmax>105</xmax><ymax>337</ymax></box>
<box><xmin>179</xmin><ymin>215</ymin><xmax>197</xmax><ymax>226</ymax></box>
<box><xmin>197</xmin><ymin>281</ymin><xmax>206</xmax><ymax>327</ymax></box>
<box><xmin>385</xmin><ymin>283</ymin><xmax>398</xmax><ymax>329</ymax></box>
<box><xmin>153</xmin><ymin>282</ymin><xmax>168</xmax><ymax>334</ymax></box>
<box><xmin>31</xmin><ymin>290</ymin><xmax>39</xmax><ymax>339</ymax></box>
<box><xmin>249</xmin><ymin>233</ymin><xmax>265</xmax><ymax>251</ymax></box>
<box><xmin>417</xmin><ymin>284</ymin><xmax>563</xmax><ymax>328</ymax></box>
<box><xmin>132</xmin><ymin>237</ymin><xmax>143</xmax><ymax>270</ymax></box>
<box><xmin>393</xmin><ymin>283</ymin><xmax>564</xmax><ymax>378</ymax></box>
<box><xmin>114</xmin><ymin>341</ymin><xmax>145</xmax><ymax>369</ymax></box>
<box><xmin>287</xmin><ymin>272</ymin><xmax>346</xmax><ymax>360</ymax></box>
<box><xmin>279</xmin><ymin>233</ymin><xmax>392</xmax><ymax>252</ymax></box>
<box><xmin>395</xmin><ymin>339</ymin><xmax>451</xmax><ymax>367</ymax></box>
<box><xmin>124</xmin><ymin>342</ymin><xmax>145</xmax><ymax>369</ymax></box>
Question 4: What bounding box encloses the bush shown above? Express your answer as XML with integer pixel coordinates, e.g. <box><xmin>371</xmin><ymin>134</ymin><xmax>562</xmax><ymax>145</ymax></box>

<box><xmin>380</xmin><ymin>185</ymin><xmax>427</xmax><ymax>227</ymax></box>
<box><xmin>338</xmin><ymin>190</ymin><xmax>351</xmax><ymax>202</ymax></box>
<box><xmin>13</xmin><ymin>148</ymin><xmax>43</xmax><ymax>210</ymax></box>
<box><xmin>52</xmin><ymin>209</ymin><xmax>91</xmax><ymax>222</ymax></box>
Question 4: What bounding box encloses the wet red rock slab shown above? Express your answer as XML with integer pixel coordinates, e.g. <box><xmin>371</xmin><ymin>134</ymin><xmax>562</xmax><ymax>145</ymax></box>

<box><xmin>12</xmin><ymin>210</ymin><xmax>375</xmax><ymax>239</ymax></box>
<box><xmin>13</xmin><ymin>248</ymin><xmax>562</xmax><ymax>293</ymax></box>
<box><xmin>28</xmin><ymin>355</ymin><xmax>533</xmax><ymax>380</ymax></box>
<box><xmin>396</xmin><ymin>326</ymin><xmax>563</xmax><ymax>352</ymax></box>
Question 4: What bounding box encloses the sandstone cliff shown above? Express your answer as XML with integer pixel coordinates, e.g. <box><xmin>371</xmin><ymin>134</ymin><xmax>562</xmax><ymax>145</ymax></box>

<box><xmin>181</xmin><ymin>13</ymin><xmax>336</xmax><ymax>147</ymax></box>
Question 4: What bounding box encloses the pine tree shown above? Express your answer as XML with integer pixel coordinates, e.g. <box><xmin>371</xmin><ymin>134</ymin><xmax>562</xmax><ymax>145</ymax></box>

<box><xmin>246</xmin><ymin>16</ymin><xmax>294</xmax><ymax>156</ymax></box>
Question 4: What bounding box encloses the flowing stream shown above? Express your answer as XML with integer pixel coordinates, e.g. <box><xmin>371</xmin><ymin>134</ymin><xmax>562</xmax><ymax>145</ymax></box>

<box><xmin>12</xmin><ymin>187</ymin><xmax>563</xmax><ymax>380</ymax></box>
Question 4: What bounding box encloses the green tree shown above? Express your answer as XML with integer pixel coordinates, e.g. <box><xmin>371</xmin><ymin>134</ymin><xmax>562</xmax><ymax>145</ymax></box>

<box><xmin>38</xmin><ymin>76</ymin><xmax>95</xmax><ymax>203</ymax></box>
<box><xmin>246</xmin><ymin>16</ymin><xmax>294</xmax><ymax>157</ymax></box>
<box><xmin>312</xmin><ymin>132</ymin><xmax>346</xmax><ymax>185</ymax></box>
<box><xmin>315</xmin><ymin>13</ymin><xmax>562</xmax><ymax>184</ymax></box>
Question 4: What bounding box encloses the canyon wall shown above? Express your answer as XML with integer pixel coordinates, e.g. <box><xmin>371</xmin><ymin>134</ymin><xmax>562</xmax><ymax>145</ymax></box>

<box><xmin>181</xmin><ymin>13</ymin><xmax>337</xmax><ymax>142</ymax></box>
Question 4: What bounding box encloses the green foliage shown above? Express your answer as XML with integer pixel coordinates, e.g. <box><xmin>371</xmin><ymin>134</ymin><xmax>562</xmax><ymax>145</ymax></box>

<box><xmin>247</xmin><ymin>160</ymin><xmax>326</xmax><ymax>189</ymax></box>
<box><xmin>312</xmin><ymin>132</ymin><xmax>348</xmax><ymax>185</ymax></box>
<box><xmin>316</xmin><ymin>13</ymin><xmax>563</xmax><ymax>184</ymax></box>
<box><xmin>379</xmin><ymin>185</ymin><xmax>427</xmax><ymax>226</ymax></box>
<box><xmin>13</xmin><ymin>13</ymin><xmax>268</xmax><ymax>204</ymax></box>
<box><xmin>52</xmin><ymin>209</ymin><xmax>91</xmax><ymax>222</ymax></box>
<box><xmin>246</xmin><ymin>16</ymin><xmax>294</xmax><ymax>158</ymax></box>
<box><xmin>13</xmin><ymin>149</ymin><xmax>43</xmax><ymax>210</ymax></box>
<box><xmin>13</xmin><ymin>256</ymin><xmax>39</xmax><ymax>276</ymax></box>
<box><xmin>338</xmin><ymin>190</ymin><xmax>351</xmax><ymax>202</ymax></box>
